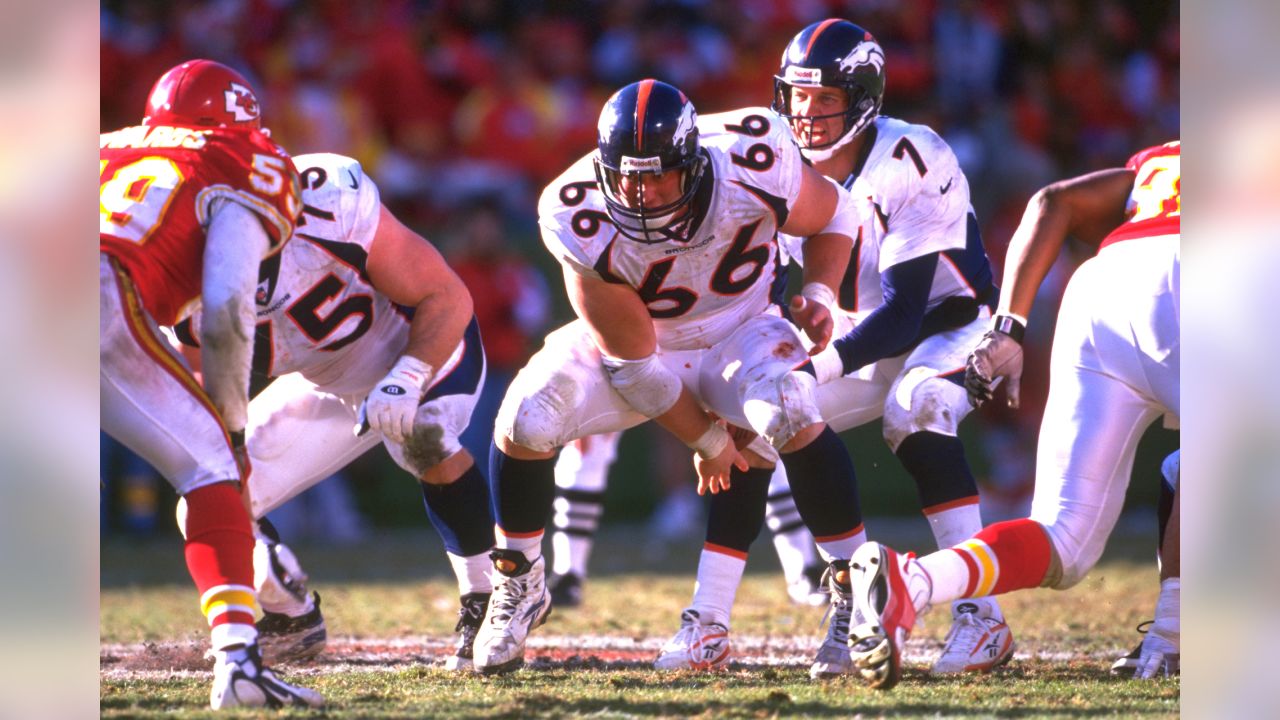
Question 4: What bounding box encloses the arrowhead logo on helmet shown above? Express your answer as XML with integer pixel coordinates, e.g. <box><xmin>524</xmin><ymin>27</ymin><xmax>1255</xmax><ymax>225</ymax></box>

<box><xmin>224</xmin><ymin>82</ymin><xmax>261</xmax><ymax>123</ymax></box>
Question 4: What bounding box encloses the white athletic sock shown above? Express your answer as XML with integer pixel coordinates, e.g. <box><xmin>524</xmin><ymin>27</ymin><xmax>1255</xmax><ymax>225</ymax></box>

<box><xmin>814</xmin><ymin>527</ymin><xmax>867</xmax><ymax>564</ymax></box>
<box><xmin>690</xmin><ymin>548</ymin><xmax>747</xmax><ymax>627</ymax></box>
<box><xmin>450</xmin><ymin>551</ymin><xmax>494</xmax><ymax>595</ymax></box>
<box><xmin>495</xmin><ymin>528</ymin><xmax>543</xmax><ymax>562</ymax></box>
<box><xmin>925</xmin><ymin>503</ymin><xmax>983</xmax><ymax>549</ymax></box>
<box><xmin>917</xmin><ymin>549</ymin><xmax>972</xmax><ymax>608</ymax></box>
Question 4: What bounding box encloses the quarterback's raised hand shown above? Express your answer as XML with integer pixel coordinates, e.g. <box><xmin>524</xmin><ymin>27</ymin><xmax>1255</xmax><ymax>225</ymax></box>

<box><xmin>355</xmin><ymin>355</ymin><xmax>434</xmax><ymax>443</ymax></box>
<box><xmin>965</xmin><ymin>316</ymin><xmax>1026</xmax><ymax>409</ymax></box>
<box><xmin>690</xmin><ymin>421</ymin><xmax>749</xmax><ymax>496</ymax></box>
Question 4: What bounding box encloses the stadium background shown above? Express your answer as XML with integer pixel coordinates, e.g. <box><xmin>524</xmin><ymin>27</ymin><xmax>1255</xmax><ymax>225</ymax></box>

<box><xmin>99</xmin><ymin>0</ymin><xmax>1179</xmax><ymax>538</ymax></box>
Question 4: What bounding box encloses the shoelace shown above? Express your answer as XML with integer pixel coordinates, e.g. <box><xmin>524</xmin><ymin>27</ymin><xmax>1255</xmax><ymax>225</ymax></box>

<box><xmin>942</xmin><ymin>612</ymin><xmax>986</xmax><ymax>652</ymax></box>
<box><xmin>487</xmin><ymin>578</ymin><xmax>526</xmax><ymax>627</ymax></box>
<box><xmin>666</xmin><ymin>611</ymin><xmax>703</xmax><ymax>650</ymax></box>
<box><xmin>817</xmin><ymin>567</ymin><xmax>852</xmax><ymax>644</ymax></box>
<box><xmin>455</xmin><ymin>598</ymin><xmax>487</xmax><ymax>633</ymax></box>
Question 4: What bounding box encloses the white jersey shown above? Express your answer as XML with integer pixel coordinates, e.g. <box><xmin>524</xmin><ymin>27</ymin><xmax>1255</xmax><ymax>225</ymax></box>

<box><xmin>180</xmin><ymin>153</ymin><xmax>412</xmax><ymax>396</ymax></box>
<box><xmin>781</xmin><ymin>117</ymin><xmax>992</xmax><ymax>314</ymax></box>
<box><xmin>539</xmin><ymin>107</ymin><xmax>807</xmax><ymax>350</ymax></box>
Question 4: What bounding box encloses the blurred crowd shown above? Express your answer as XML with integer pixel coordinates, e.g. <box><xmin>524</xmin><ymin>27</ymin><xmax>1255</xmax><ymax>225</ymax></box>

<box><xmin>100</xmin><ymin>0</ymin><xmax>1179</xmax><ymax>536</ymax></box>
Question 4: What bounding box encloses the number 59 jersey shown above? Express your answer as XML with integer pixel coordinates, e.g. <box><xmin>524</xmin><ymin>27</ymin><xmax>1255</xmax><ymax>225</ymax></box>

<box><xmin>538</xmin><ymin>107</ymin><xmax>807</xmax><ymax>351</ymax></box>
<box><xmin>100</xmin><ymin>125</ymin><xmax>300</xmax><ymax>326</ymax></box>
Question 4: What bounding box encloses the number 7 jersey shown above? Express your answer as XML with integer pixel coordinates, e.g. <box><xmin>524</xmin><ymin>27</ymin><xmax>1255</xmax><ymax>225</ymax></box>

<box><xmin>100</xmin><ymin>124</ymin><xmax>300</xmax><ymax>326</ymax></box>
<box><xmin>538</xmin><ymin>107</ymin><xmax>806</xmax><ymax>351</ymax></box>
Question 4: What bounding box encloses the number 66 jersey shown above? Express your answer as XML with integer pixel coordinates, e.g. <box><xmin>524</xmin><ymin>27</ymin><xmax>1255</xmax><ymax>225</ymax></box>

<box><xmin>538</xmin><ymin>107</ymin><xmax>806</xmax><ymax>351</ymax></box>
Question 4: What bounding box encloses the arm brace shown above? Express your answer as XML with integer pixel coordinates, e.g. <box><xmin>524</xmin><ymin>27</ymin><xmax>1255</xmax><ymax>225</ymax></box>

<box><xmin>201</xmin><ymin>200</ymin><xmax>270</xmax><ymax>433</ymax></box>
<box><xmin>601</xmin><ymin>352</ymin><xmax>682</xmax><ymax>418</ymax></box>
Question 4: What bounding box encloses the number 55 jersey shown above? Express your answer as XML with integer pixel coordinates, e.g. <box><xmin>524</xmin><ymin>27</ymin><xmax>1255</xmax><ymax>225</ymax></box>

<box><xmin>100</xmin><ymin>124</ymin><xmax>300</xmax><ymax>326</ymax></box>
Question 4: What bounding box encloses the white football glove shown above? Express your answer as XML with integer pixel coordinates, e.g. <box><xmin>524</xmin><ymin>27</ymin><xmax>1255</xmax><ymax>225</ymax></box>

<box><xmin>965</xmin><ymin>329</ymin><xmax>1024</xmax><ymax>408</ymax></box>
<box><xmin>355</xmin><ymin>355</ymin><xmax>433</xmax><ymax>444</ymax></box>
<box><xmin>1135</xmin><ymin>578</ymin><xmax>1179</xmax><ymax>679</ymax></box>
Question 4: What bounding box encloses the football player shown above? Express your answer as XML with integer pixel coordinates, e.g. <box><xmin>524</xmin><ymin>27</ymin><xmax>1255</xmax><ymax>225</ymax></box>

<box><xmin>100</xmin><ymin>60</ymin><xmax>322</xmax><ymax>709</ymax></box>
<box><xmin>658</xmin><ymin>19</ymin><xmax>1015</xmax><ymax>678</ymax></box>
<box><xmin>547</xmin><ymin>430</ymin><xmax>827</xmax><ymax>610</ymax></box>
<box><xmin>473</xmin><ymin>79</ymin><xmax>868</xmax><ymax>674</ymax></box>
<box><xmin>848</xmin><ymin>141</ymin><xmax>1180</xmax><ymax>689</ymax></box>
<box><xmin>173</xmin><ymin>151</ymin><xmax>494</xmax><ymax>671</ymax></box>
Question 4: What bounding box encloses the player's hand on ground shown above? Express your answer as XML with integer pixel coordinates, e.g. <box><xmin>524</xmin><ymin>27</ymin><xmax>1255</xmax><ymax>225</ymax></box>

<box><xmin>1133</xmin><ymin>623</ymin><xmax>1179</xmax><ymax>679</ymax></box>
<box><xmin>695</xmin><ymin>443</ymin><xmax>749</xmax><ymax>496</ymax></box>
<box><xmin>790</xmin><ymin>295</ymin><xmax>833</xmax><ymax>355</ymax></box>
<box><xmin>965</xmin><ymin>330</ymin><xmax>1024</xmax><ymax>408</ymax></box>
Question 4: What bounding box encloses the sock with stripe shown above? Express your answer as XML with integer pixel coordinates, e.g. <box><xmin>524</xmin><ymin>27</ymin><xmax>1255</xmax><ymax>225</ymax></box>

<box><xmin>182</xmin><ymin>482</ymin><xmax>258</xmax><ymax>650</ymax></box>
<box><xmin>918</xmin><ymin>517</ymin><xmax>1053</xmax><ymax>606</ymax></box>
<box><xmin>705</xmin><ymin>465</ymin><xmax>771</xmax><ymax>555</ymax></box>
<box><xmin>896</xmin><ymin>431</ymin><xmax>982</xmax><ymax>547</ymax></box>
<box><xmin>489</xmin><ymin>441</ymin><xmax>556</xmax><ymax>562</ymax></box>
<box><xmin>781</xmin><ymin>426</ymin><xmax>864</xmax><ymax>560</ymax></box>
<box><xmin>689</xmin><ymin>548</ymin><xmax>746</xmax><ymax>628</ymax></box>
<box><xmin>550</xmin><ymin>435</ymin><xmax>614</xmax><ymax>578</ymax></box>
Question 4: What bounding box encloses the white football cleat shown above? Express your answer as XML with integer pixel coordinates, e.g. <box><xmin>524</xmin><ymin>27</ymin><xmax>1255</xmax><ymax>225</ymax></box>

<box><xmin>473</xmin><ymin>550</ymin><xmax>551</xmax><ymax>675</ymax></box>
<box><xmin>210</xmin><ymin>643</ymin><xmax>323</xmax><ymax>709</ymax></box>
<box><xmin>653</xmin><ymin>608</ymin><xmax>731</xmax><ymax>671</ymax></box>
<box><xmin>847</xmin><ymin>541</ymin><xmax>931</xmax><ymax>690</ymax></box>
<box><xmin>931</xmin><ymin>600</ymin><xmax>1014</xmax><ymax>674</ymax></box>
<box><xmin>809</xmin><ymin>560</ymin><xmax>855</xmax><ymax>679</ymax></box>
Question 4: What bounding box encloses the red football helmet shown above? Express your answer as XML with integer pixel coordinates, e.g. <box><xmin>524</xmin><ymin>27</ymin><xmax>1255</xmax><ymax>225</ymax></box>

<box><xmin>142</xmin><ymin>59</ymin><xmax>263</xmax><ymax>129</ymax></box>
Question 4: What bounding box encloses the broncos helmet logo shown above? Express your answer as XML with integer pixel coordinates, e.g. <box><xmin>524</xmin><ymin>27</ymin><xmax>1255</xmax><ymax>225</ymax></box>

<box><xmin>837</xmin><ymin>40</ymin><xmax>885</xmax><ymax>78</ymax></box>
<box><xmin>671</xmin><ymin>101</ymin><xmax>697</xmax><ymax>153</ymax></box>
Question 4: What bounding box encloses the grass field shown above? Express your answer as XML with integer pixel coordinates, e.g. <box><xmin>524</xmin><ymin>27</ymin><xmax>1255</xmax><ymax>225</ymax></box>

<box><xmin>101</xmin><ymin>519</ymin><xmax>1179</xmax><ymax>718</ymax></box>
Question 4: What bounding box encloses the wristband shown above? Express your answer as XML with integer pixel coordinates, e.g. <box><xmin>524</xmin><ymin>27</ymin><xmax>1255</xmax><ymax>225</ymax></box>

<box><xmin>389</xmin><ymin>354</ymin><xmax>435</xmax><ymax>395</ymax></box>
<box><xmin>689</xmin><ymin>422</ymin><xmax>731</xmax><ymax>460</ymax></box>
<box><xmin>801</xmin><ymin>282</ymin><xmax>838</xmax><ymax>314</ymax></box>
<box><xmin>991</xmin><ymin>314</ymin><xmax>1026</xmax><ymax>344</ymax></box>
<box><xmin>808</xmin><ymin>343</ymin><xmax>845</xmax><ymax>384</ymax></box>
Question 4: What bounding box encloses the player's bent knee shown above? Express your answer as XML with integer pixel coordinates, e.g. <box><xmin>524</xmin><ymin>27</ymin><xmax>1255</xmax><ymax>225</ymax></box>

<box><xmin>883</xmin><ymin>374</ymin><xmax>966</xmax><ymax>451</ymax></box>
<box><xmin>497</xmin><ymin>385</ymin><xmax>572</xmax><ymax>454</ymax></box>
<box><xmin>1038</xmin><ymin>519</ymin><xmax>1105</xmax><ymax>590</ymax></box>
<box><xmin>742</xmin><ymin>371</ymin><xmax>823</xmax><ymax>449</ymax></box>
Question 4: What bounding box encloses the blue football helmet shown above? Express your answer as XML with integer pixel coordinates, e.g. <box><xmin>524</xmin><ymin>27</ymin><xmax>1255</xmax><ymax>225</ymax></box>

<box><xmin>772</xmin><ymin>19</ymin><xmax>885</xmax><ymax>160</ymax></box>
<box><xmin>593</xmin><ymin>79</ymin><xmax>706</xmax><ymax>244</ymax></box>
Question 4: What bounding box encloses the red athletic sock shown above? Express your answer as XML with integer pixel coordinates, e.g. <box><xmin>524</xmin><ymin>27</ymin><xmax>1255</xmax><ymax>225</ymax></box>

<box><xmin>951</xmin><ymin>518</ymin><xmax>1052</xmax><ymax>597</ymax></box>
<box><xmin>182</xmin><ymin>482</ymin><xmax>257</xmax><ymax>649</ymax></box>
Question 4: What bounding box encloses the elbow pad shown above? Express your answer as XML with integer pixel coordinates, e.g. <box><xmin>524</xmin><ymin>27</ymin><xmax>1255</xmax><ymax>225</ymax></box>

<box><xmin>601</xmin><ymin>353</ymin><xmax>681</xmax><ymax>418</ymax></box>
<box><xmin>817</xmin><ymin>176</ymin><xmax>864</xmax><ymax>241</ymax></box>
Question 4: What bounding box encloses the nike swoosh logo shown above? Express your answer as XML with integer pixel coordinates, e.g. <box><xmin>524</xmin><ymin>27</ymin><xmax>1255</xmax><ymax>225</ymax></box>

<box><xmin>347</xmin><ymin>171</ymin><xmax>359</xmax><ymax>190</ymax></box>
<box><xmin>939</xmin><ymin>178</ymin><xmax>953</xmax><ymax>194</ymax></box>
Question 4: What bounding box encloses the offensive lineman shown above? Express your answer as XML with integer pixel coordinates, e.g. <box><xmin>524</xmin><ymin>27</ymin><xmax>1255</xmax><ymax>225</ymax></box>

<box><xmin>474</xmin><ymin>79</ymin><xmax>869</xmax><ymax>675</ymax></box>
<box><xmin>174</xmin><ymin>152</ymin><xmax>495</xmax><ymax>670</ymax></box>
<box><xmin>656</xmin><ymin>19</ymin><xmax>1015</xmax><ymax>678</ymax></box>
<box><xmin>100</xmin><ymin>60</ymin><xmax>322</xmax><ymax>709</ymax></box>
<box><xmin>849</xmin><ymin>141</ymin><xmax>1181</xmax><ymax>690</ymax></box>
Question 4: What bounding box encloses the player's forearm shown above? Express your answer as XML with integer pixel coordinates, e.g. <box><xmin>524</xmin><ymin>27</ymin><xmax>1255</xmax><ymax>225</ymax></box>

<box><xmin>403</xmin><ymin>285</ymin><xmax>473</xmax><ymax>372</ymax></box>
<box><xmin>800</xmin><ymin>232</ymin><xmax>852</xmax><ymax>302</ymax></box>
<box><xmin>201</xmin><ymin>201</ymin><xmax>269</xmax><ymax>432</ymax></box>
<box><xmin>997</xmin><ymin>188</ymin><xmax>1072</xmax><ymax>321</ymax></box>
<box><xmin>652</xmin><ymin>384</ymin><xmax>718</xmax><ymax>446</ymax></box>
